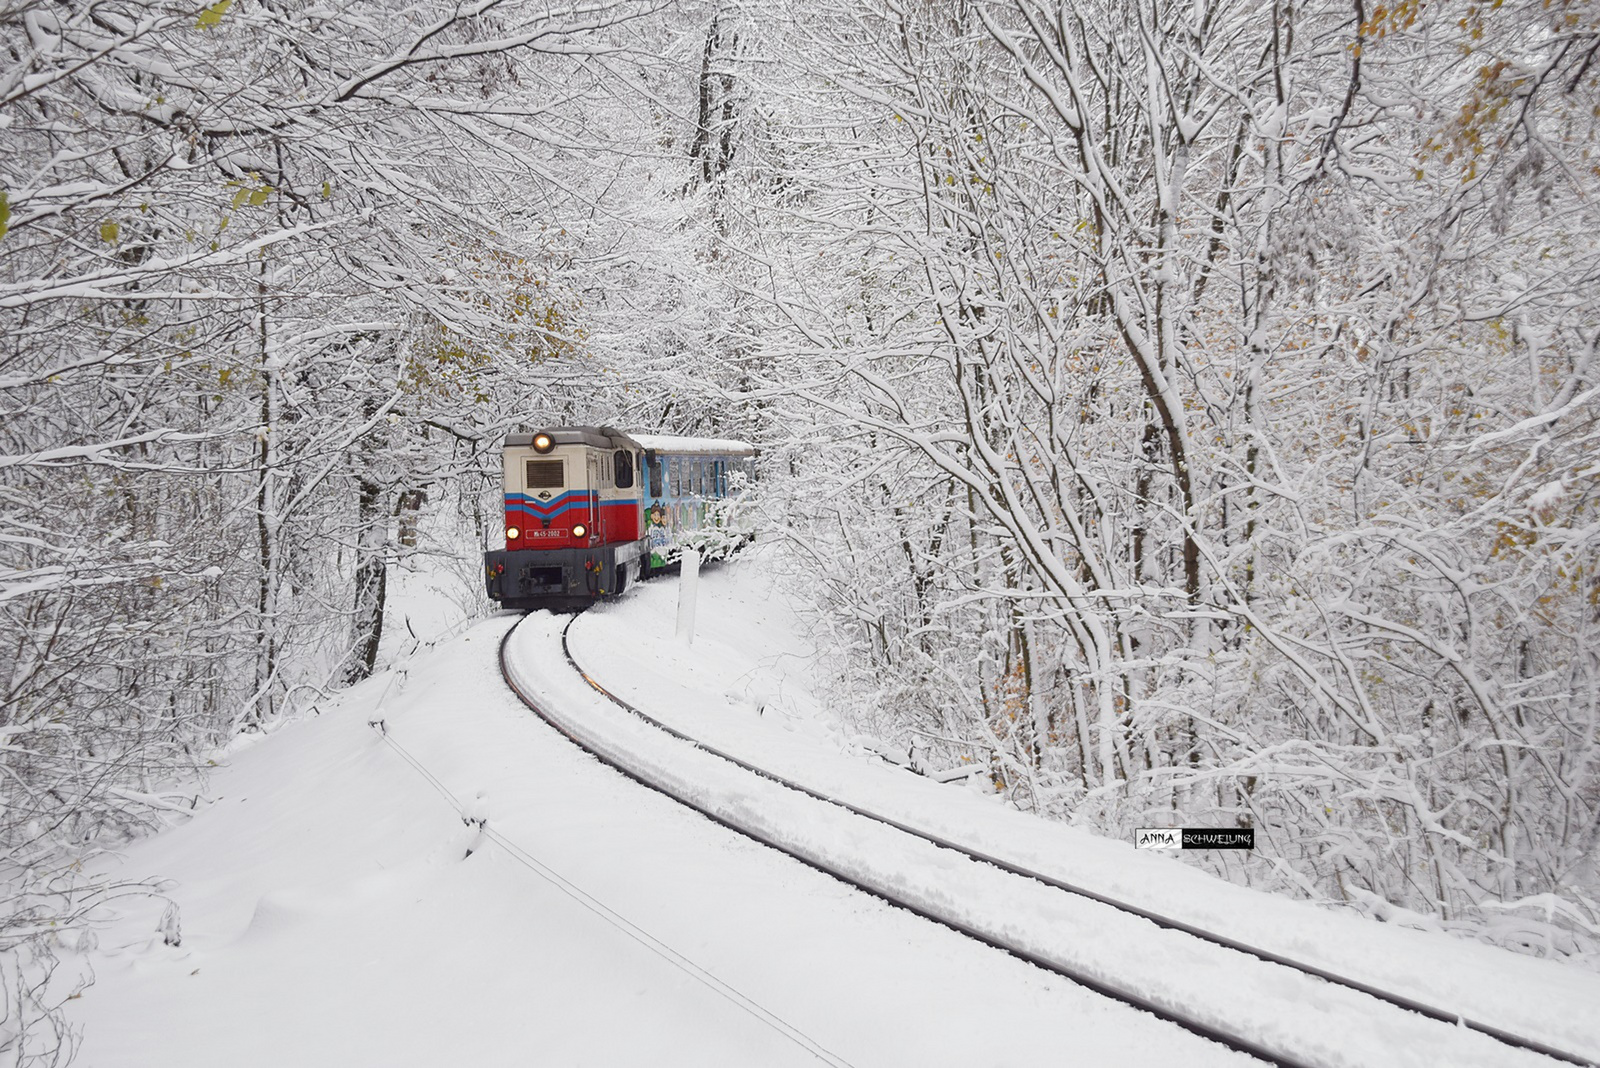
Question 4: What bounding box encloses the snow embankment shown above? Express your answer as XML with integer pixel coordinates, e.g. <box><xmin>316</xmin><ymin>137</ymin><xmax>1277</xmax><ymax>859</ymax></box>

<box><xmin>66</xmin><ymin>604</ymin><xmax>1237</xmax><ymax>1066</ymax></box>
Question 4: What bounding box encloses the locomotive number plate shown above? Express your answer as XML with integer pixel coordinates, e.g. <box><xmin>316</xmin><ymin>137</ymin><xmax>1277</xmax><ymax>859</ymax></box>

<box><xmin>526</xmin><ymin>528</ymin><xmax>567</xmax><ymax>539</ymax></box>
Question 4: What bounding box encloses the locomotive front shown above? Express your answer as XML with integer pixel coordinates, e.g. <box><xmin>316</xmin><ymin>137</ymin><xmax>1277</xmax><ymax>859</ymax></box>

<box><xmin>483</xmin><ymin>426</ymin><xmax>647</xmax><ymax>610</ymax></box>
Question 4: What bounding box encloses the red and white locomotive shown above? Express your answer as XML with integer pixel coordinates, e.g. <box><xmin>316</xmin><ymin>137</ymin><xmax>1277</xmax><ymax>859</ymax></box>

<box><xmin>483</xmin><ymin>425</ymin><xmax>755</xmax><ymax>610</ymax></box>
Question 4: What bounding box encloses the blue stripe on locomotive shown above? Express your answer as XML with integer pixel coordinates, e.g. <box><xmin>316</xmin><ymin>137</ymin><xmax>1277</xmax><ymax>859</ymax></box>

<box><xmin>506</xmin><ymin>489</ymin><xmax>593</xmax><ymax>513</ymax></box>
<box><xmin>506</xmin><ymin>489</ymin><xmax>637</xmax><ymax>512</ymax></box>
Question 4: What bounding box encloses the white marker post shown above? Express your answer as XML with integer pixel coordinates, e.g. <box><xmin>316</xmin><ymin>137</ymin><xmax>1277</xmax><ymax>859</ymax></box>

<box><xmin>676</xmin><ymin>548</ymin><xmax>701</xmax><ymax>645</ymax></box>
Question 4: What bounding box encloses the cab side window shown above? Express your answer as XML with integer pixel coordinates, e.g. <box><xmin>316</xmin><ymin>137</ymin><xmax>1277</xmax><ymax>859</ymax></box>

<box><xmin>614</xmin><ymin>450</ymin><xmax>634</xmax><ymax>489</ymax></box>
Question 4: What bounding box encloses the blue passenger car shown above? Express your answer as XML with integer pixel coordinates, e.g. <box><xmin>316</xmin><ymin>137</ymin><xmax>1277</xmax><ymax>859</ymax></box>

<box><xmin>630</xmin><ymin>434</ymin><xmax>757</xmax><ymax>571</ymax></box>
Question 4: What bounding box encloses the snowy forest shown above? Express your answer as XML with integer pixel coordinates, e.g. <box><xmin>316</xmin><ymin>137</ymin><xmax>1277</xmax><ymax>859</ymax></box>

<box><xmin>4</xmin><ymin>0</ymin><xmax>1599</xmax><ymax>1053</ymax></box>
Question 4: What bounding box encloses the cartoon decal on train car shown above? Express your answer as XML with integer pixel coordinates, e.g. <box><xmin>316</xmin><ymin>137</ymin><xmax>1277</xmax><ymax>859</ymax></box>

<box><xmin>645</xmin><ymin>500</ymin><xmax>674</xmax><ymax>566</ymax></box>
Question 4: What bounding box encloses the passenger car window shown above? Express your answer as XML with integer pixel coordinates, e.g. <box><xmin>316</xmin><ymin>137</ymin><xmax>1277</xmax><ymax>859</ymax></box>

<box><xmin>649</xmin><ymin>457</ymin><xmax>662</xmax><ymax>497</ymax></box>
<box><xmin>614</xmin><ymin>450</ymin><xmax>634</xmax><ymax>489</ymax></box>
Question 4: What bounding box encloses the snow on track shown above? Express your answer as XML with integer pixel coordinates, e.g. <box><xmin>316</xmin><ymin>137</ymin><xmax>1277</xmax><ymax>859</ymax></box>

<box><xmin>559</xmin><ymin>616</ymin><xmax>1598</xmax><ymax>1065</ymax></box>
<box><xmin>542</xmin><ymin>556</ymin><xmax>1600</xmax><ymax>1067</ymax></box>
<box><xmin>507</xmin><ymin>610</ymin><xmax>1577</xmax><ymax>1068</ymax></box>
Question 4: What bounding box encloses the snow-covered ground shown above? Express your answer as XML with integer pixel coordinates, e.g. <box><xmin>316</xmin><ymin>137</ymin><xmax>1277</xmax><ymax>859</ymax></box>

<box><xmin>64</xmin><ymin>550</ymin><xmax>1600</xmax><ymax>1067</ymax></box>
<box><xmin>565</xmin><ymin>556</ymin><xmax>1600</xmax><ymax>1061</ymax></box>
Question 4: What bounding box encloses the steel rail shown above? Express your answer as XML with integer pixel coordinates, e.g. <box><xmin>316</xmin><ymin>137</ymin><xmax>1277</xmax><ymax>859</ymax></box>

<box><xmin>555</xmin><ymin>613</ymin><xmax>1599</xmax><ymax>1068</ymax></box>
<box><xmin>499</xmin><ymin>616</ymin><xmax>1324</xmax><ymax>1068</ymax></box>
<box><xmin>499</xmin><ymin>612</ymin><xmax>1594</xmax><ymax>1068</ymax></box>
<box><xmin>556</xmin><ymin>620</ymin><xmax>1593</xmax><ymax>1061</ymax></box>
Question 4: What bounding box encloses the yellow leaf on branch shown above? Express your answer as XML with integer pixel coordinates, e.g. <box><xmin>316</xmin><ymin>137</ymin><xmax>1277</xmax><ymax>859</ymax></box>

<box><xmin>195</xmin><ymin>0</ymin><xmax>233</xmax><ymax>29</ymax></box>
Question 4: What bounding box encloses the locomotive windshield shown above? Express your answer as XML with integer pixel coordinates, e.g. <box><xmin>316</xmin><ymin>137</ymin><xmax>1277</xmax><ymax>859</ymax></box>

<box><xmin>525</xmin><ymin>459</ymin><xmax>563</xmax><ymax>489</ymax></box>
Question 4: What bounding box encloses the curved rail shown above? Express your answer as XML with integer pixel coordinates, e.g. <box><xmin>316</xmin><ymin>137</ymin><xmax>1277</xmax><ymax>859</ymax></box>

<box><xmin>556</xmin><ymin>619</ymin><xmax>1595</xmax><ymax>1067</ymax></box>
<box><xmin>501</xmin><ymin>612</ymin><xmax>1595</xmax><ymax>1068</ymax></box>
<box><xmin>500</xmin><ymin>617</ymin><xmax>1315</xmax><ymax>1067</ymax></box>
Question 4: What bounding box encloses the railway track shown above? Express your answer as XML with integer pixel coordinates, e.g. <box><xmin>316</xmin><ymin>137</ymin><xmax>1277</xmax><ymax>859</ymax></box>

<box><xmin>499</xmin><ymin>610</ymin><xmax>1596</xmax><ymax>1068</ymax></box>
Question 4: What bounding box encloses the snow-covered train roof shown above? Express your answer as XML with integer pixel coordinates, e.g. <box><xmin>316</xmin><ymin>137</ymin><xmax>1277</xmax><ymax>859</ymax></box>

<box><xmin>505</xmin><ymin>426</ymin><xmax>632</xmax><ymax>450</ymax></box>
<box><xmin>630</xmin><ymin>433</ymin><xmax>756</xmax><ymax>456</ymax></box>
<box><xmin>503</xmin><ymin>427</ymin><xmax>755</xmax><ymax>455</ymax></box>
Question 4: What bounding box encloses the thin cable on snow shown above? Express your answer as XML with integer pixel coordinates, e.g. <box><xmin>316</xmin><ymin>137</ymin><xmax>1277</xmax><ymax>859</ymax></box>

<box><xmin>370</xmin><ymin>724</ymin><xmax>859</xmax><ymax>1068</ymax></box>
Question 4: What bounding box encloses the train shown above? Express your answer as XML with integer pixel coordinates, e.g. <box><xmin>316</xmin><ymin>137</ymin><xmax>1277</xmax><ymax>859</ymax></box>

<box><xmin>483</xmin><ymin>426</ymin><xmax>757</xmax><ymax>610</ymax></box>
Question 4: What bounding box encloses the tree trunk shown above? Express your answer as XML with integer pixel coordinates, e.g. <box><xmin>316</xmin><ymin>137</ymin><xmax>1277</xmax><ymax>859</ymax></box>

<box><xmin>250</xmin><ymin>258</ymin><xmax>279</xmax><ymax>729</ymax></box>
<box><xmin>344</xmin><ymin>473</ymin><xmax>388</xmax><ymax>685</ymax></box>
<box><xmin>345</xmin><ymin>391</ymin><xmax>390</xmax><ymax>685</ymax></box>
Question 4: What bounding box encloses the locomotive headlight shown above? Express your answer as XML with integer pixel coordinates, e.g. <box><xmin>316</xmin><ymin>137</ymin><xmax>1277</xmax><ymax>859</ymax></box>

<box><xmin>571</xmin><ymin>523</ymin><xmax>587</xmax><ymax>539</ymax></box>
<box><xmin>532</xmin><ymin>433</ymin><xmax>554</xmax><ymax>453</ymax></box>
<box><xmin>506</xmin><ymin>526</ymin><xmax>520</xmax><ymax>540</ymax></box>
